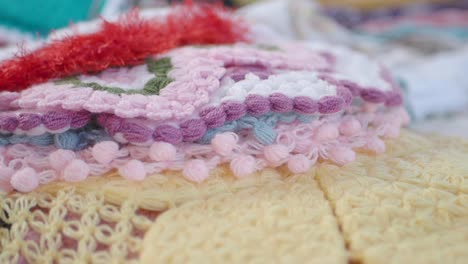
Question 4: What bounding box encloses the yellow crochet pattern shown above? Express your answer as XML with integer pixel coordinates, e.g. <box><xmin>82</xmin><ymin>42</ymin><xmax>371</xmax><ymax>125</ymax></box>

<box><xmin>1</xmin><ymin>130</ymin><xmax>468</xmax><ymax>263</ymax></box>
<box><xmin>317</xmin><ymin>132</ymin><xmax>468</xmax><ymax>264</ymax></box>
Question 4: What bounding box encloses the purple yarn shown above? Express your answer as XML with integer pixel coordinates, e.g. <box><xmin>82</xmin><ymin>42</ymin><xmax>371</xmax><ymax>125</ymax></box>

<box><xmin>42</xmin><ymin>111</ymin><xmax>71</xmax><ymax>131</ymax></box>
<box><xmin>96</xmin><ymin>113</ymin><xmax>111</xmax><ymax>127</ymax></box>
<box><xmin>70</xmin><ymin>111</ymin><xmax>92</xmax><ymax>129</ymax></box>
<box><xmin>222</xmin><ymin>101</ymin><xmax>246</xmax><ymax>121</ymax></box>
<box><xmin>337</xmin><ymin>86</ymin><xmax>353</xmax><ymax>106</ymax></box>
<box><xmin>18</xmin><ymin>114</ymin><xmax>42</xmax><ymax>130</ymax></box>
<box><xmin>293</xmin><ymin>96</ymin><xmax>318</xmax><ymax>114</ymax></box>
<box><xmin>245</xmin><ymin>94</ymin><xmax>271</xmax><ymax>116</ymax></box>
<box><xmin>153</xmin><ymin>125</ymin><xmax>183</xmax><ymax>144</ymax></box>
<box><xmin>180</xmin><ymin>119</ymin><xmax>207</xmax><ymax>142</ymax></box>
<box><xmin>225</xmin><ymin>65</ymin><xmax>271</xmax><ymax>81</ymax></box>
<box><xmin>361</xmin><ymin>89</ymin><xmax>386</xmax><ymax>103</ymax></box>
<box><xmin>319</xmin><ymin>52</ymin><xmax>336</xmax><ymax>65</ymax></box>
<box><xmin>0</xmin><ymin>117</ymin><xmax>19</xmax><ymax>132</ymax></box>
<box><xmin>318</xmin><ymin>75</ymin><xmax>340</xmax><ymax>86</ymax></box>
<box><xmin>339</xmin><ymin>80</ymin><xmax>361</xmax><ymax>96</ymax></box>
<box><xmin>121</xmin><ymin>122</ymin><xmax>152</xmax><ymax>143</ymax></box>
<box><xmin>318</xmin><ymin>96</ymin><xmax>345</xmax><ymax>114</ymax></box>
<box><xmin>385</xmin><ymin>92</ymin><xmax>403</xmax><ymax>107</ymax></box>
<box><xmin>269</xmin><ymin>93</ymin><xmax>293</xmax><ymax>113</ymax></box>
<box><xmin>103</xmin><ymin>115</ymin><xmax>123</xmax><ymax>136</ymax></box>
<box><xmin>199</xmin><ymin>106</ymin><xmax>227</xmax><ymax>129</ymax></box>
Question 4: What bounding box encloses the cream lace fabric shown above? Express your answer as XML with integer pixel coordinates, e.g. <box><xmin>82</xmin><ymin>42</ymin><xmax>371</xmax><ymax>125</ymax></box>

<box><xmin>1</xmin><ymin>130</ymin><xmax>468</xmax><ymax>264</ymax></box>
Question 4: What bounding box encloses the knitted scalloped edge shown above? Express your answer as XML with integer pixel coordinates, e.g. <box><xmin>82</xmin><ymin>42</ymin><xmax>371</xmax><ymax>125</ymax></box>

<box><xmin>0</xmin><ymin>106</ymin><xmax>409</xmax><ymax>193</ymax></box>
<box><xmin>0</xmin><ymin>86</ymin><xmax>401</xmax><ymax>147</ymax></box>
<box><xmin>0</xmin><ymin>111</ymin><xmax>91</xmax><ymax>135</ymax></box>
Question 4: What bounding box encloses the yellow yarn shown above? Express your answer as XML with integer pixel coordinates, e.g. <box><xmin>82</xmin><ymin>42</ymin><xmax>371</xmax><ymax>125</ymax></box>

<box><xmin>1</xmin><ymin>130</ymin><xmax>468</xmax><ymax>263</ymax></box>
<box><xmin>317</xmin><ymin>131</ymin><xmax>468</xmax><ymax>263</ymax></box>
<box><xmin>140</xmin><ymin>172</ymin><xmax>347</xmax><ymax>264</ymax></box>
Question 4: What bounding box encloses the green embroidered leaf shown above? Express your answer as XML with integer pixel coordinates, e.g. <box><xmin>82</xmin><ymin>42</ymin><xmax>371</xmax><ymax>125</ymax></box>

<box><xmin>56</xmin><ymin>57</ymin><xmax>174</xmax><ymax>96</ymax></box>
<box><xmin>256</xmin><ymin>44</ymin><xmax>280</xmax><ymax>51</ymax></box>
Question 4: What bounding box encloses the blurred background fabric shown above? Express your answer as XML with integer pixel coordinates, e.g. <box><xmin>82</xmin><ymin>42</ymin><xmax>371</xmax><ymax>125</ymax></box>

<box><xmin>240</xmin><ymin>0</ymin><xmax>468</xmax><ymax>137</ymax></box>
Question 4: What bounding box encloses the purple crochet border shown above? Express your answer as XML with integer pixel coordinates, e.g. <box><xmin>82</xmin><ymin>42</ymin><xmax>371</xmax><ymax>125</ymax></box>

<box><xmin>1</xmin><ymin>79</ymin><xmax>402</xmax><ymax>144</ymax></box>
<box><xmin>0</xmin><ymin>111</ymin><xmax>91</xmax><ymax>133</ymax></box>
<box><xmin>97</xmin><ymin>80</ymin><xmax>402</xmax><ymax>144</ymax></box>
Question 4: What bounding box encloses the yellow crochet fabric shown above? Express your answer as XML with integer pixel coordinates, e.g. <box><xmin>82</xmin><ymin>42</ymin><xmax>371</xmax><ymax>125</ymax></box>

<box><xmin>317</xmin><ymin>131</ymin><xmax>468</xmax><ymax>264</ymax></box>
<box><xmin>1</xmin><ymin>130</ymin><xmax>468</xmax><ymax>263</ymax></box>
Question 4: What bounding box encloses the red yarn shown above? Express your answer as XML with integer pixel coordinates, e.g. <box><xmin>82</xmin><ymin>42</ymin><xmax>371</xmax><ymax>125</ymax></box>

<box><xmin>0</xmin><ymin>2</ymin><xmax>248</xmax><ymax>92</ymax></box>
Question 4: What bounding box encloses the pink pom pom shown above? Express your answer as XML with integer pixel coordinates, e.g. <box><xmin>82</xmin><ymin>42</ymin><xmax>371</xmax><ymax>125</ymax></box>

<box><xmin>263</xmin><ymin>144</ymin><xmax>290</xmax><ymax>165</ymax></box>
<box><xmin>0</xmin><ymin>166</ymin><xmax>14</xmax><ymax>179</ymax></box>
<box><xmin>92</xmin><ymin>141</ymin><xmax>120</xmax><ymax>164</ymax></box>
<box><xmin>183</xmin><ymin>159</ymin><xmax>210</xmax><ymax>183</ymax></box>
<box><xmin>384</xmin><ymin>122</ymin><xmax>400</xmax><ymax>138</ymax></box>
<box><xmin>339</xmin><ymin>118</ymin><xmax>362</xmax><ymax>136</ymax></box>
<box><xmin>63</xmin><ymin>159</ymin><xmax>90</xmax><ymax>182</ymax></box>
<box><xmin>0</xmin><ymin>167</ymin><xmax>15</xmax><ymax>192</ymax></box>
<box><xmin>119</xmin><ymin>160</ymin><xmax>146</xmax><ymax>181</ymax></box>
<box><xmin>230</xmin><ymin>155</ymin><xmax>256</xmax><ymax>178</ymax></box>
<box><xmin>329</xmin><ymin>147</ymin><xmax>355</xmax><ymax>166</ymax></box>
<box><xmin>287</xmin><ymin>154</ymin><xmax>312</xmax><ymax>174</ymax></box>
<box><xmin>363</xmin><ymin>103</ymin><xmax>378</xmax><ymax>113</ymax></box>
<box><xmin>398</xmin><ymin>108</ymin><xmax>410</xmax><ymax>125</ymax></box>
<box><xmin>10</xmin><ymin>167</ymin><xmax>39</xmax><ymax>193</ymax></box>
<box><xmin>314</xmin><ymin>123</ymin><xmax>339</xmax><ymax>141</ymax></box>
<box><xmin>49</xmin><ymin>149</ymin><xmax>76</xmax><ymax>170</ymax></box>
<box><xmin>366</xmin><ymin>137</ymin><xmax>386</xmax><ymax>154</ymax></box>
<box><xmin>149</xmin><ymin>142</ymin><xmax>177</xmax><ymax>161</ymax></box>
<box><xmin>211</xmin><ymin>132</ymin><xmax>238</xmax><ymax>156</ymax></box>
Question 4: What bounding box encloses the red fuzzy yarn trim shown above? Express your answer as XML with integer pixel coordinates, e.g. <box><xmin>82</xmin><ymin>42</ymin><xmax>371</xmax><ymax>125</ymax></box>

<box><xmin>0</xmin><ymin>2</ymin><xmax>249</xmax><ymax>92</ymax></box>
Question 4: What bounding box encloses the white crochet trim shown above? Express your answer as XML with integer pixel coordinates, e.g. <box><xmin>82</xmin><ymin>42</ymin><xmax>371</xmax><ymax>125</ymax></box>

<box><xmin>216</xmin><ymin>71</ymin><xmax>337</xmax><ymax>104</ymax></box>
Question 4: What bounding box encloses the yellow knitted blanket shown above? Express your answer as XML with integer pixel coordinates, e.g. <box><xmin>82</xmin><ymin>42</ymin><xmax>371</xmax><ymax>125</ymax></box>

<box><xmin>1</xmin><ymin>130</ymin><xmax>467</xmax><ymax>263</ymax></box>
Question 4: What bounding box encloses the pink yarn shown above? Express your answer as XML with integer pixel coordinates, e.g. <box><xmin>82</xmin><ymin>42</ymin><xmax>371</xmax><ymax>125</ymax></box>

<box><xmin>0</xmin><ymin>166</ymin><xmax>15</xmax><ymax>192</ymax></box>
<box><xmin>119</xmin><ymin>160</ymin><xmax>146</xmax><ymax>181</ymax></box>
<box><xmin>329</xmin><ymin>147</ymin><xmax>356</xmax><ymax>165</ymax></box>
<box><xmin>211</xmin><ymin>132</ymin><xmax>238</xmax><ymax>156</ymax></box>
<box><xmin>366</xmin><ymin>137</ymin><xmax>386</xmax><ymax>154</ymax></box>
<box><xmin>339</xmin><ymin>118</ymin><xmax>362</xmax><ymax>136</ymax></box>
<box><xmin>10</xmin><ymin>168</ymin><xmax>39</xmax><ymax>193</ymax></box>
<box><xmin>62</xmin><ymin>159</ymin><xmax>90</xmax><ymax>182</ymax></box>
<box><xmin>49</xmin><ymin>149</ymin><xmax>76</xmax><ymax>171</ymax></box>
<box><xmin>397</xmin><ymin>108</ymin><xmax>411</xmax><ymax>125</ymax></box>
<box><xmin>287</xmin><ymin>154</ymin><xmax>312</xmax><ymax>174</ymax></box>
<box><xmin>183</xmin><ymin>159</ymin><xmax>210</xmax><ymax>182</ymax></box>
<box><xmin>230</xmin><ymin>155</ymin><xmax>256</xmax><ymax>178</ymax></box>
<box><xmin>363</xmin><ymin>103</ymin><xmax>379</xmax><ymax>113</ymax></box>
<box><xmin>149</xmin><ymin>142</ymin><xmax>177</xmax><ymax>161</ymax></box>
<box><xmin>92</xmin><ymin>141</ymin><xmax>120</xmax><ymax>164</ymax></box>
<box><xmin>383</xmin><ymin>117</ymin><xmax>401</xmax><ymax>138</ymax></box>
<box><xmin>263</xmin><ymin>144</ymin><xmax>290</xmax><ymax>165</ymax></box>
<box><xmin>314</xmin><ymin>123</ymin><xmax>339</xmax><ymax>141</ymax></box>
<box><xmin>0</xmin><ymin>166</ymin><xmax>14</xmax><ymax>180</ymax></box>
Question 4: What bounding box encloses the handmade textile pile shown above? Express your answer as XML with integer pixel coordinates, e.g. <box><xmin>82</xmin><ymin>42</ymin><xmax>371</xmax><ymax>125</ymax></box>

<box><xmin>0</xmin><ymin>3</ymin><xmax>407</xmax><ymax>193</ymax></box>
<box><xmin>1</xmin><ymin>2</ymin><xmax>468</xmax><ymax>264</ymax></box>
